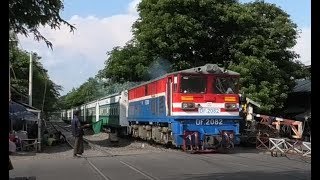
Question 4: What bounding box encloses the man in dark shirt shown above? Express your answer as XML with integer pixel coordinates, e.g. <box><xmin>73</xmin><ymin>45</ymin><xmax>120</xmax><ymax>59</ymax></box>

<box><xmin>71</xmin><ymin>111</ymin><xmax>90</xmax><ymax>157</ymax></box>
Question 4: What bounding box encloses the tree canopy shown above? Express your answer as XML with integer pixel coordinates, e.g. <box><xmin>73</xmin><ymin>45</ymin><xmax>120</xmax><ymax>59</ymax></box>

<box><xmin>97</xmin><ymin>0</ymin><xmax>309</xmax><ymax>113</ymax></box>
<box><xmin>9</xmin><ymin>35</ymin><xmax>62</xmax><ymax>116</ymax></box>
<box><xmin>9</xmin><ymin>0</ymin><xmax>75</xmax><ymax>117</ymax></box>
<box><xmin>9</xmin><ymin>0</ymin><xmax>75</xmax><ymax>48</ymax></box>
<box><xmin>56</xmin><ymin>78</ymin><xmax>140</xmax><ymax>110</ymax></box>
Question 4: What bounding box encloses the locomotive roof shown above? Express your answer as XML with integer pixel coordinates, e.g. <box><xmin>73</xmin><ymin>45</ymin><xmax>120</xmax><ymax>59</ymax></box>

<box><xmin>175</xmin><ymin>64</ymin><xmax>240</xmax><ymax>76</ymax></box>
<box><xmin>129</xmin><ymin>64</ymin><xmax>240</xmax><ymax>90</ymax></box>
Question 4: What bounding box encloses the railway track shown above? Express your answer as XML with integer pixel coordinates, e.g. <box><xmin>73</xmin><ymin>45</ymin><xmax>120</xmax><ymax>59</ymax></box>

<box><xmin>47</xmin><ymin>120</ymin><xmax>160</xmax><ymax>180</ymax></box>
<box><xmin>47</xmin><ymin>120</ymin><xmax>310</xmax><ymax>180</ymax></box>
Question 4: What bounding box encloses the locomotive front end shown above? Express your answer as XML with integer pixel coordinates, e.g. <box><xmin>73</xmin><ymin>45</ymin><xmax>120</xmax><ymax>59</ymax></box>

<box><xmin>170</xmin><ymin>64</ymin><xmax>241</xmax><ymax>152</ymax></box>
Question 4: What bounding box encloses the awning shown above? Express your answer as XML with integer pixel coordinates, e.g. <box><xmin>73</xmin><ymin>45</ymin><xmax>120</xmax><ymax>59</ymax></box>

<box><xmin>9</xmin><ymin>101</ymin><xmax>28</xmax><ymax>115</ymax></box>
<box><xmin>9</xmin><ymin>101</ymin><xmax>39</xmax><ymax>122</ymax></box>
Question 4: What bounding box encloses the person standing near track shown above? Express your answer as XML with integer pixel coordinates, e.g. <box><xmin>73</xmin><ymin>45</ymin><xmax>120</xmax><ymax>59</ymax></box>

<box><xmin>71</xmin><ymin>111</ymin><xmax>90</xmax><ymax>157</ymax></box>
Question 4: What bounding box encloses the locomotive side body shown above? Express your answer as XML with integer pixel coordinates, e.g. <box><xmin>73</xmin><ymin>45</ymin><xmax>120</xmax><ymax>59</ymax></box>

<box><xmin>128</xmin><ymin>77</ymin><xmax>169</xmax><ymax>142</ymax></box>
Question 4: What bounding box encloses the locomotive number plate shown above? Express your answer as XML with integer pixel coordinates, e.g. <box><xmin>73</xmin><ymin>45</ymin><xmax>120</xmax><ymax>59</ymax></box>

<box><xmin>196</xmin><ymin>119</ymin><xmax>223</xmax><ymax>125</ymax></box>
<box><xmin>198</xmin><ymin>107</ymin><xmax>220</xmax><ymax>114</ymax></box>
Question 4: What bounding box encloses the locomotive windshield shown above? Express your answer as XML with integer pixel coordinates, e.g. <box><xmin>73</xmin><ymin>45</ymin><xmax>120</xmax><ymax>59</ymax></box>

<box><xmin>180</xmin><ymin>75</ymin><xmax>206</xmax><ymax>93</ymax></box>
<box><xmin>214</xmin><ymin>76</ymin><xmax>239</xmax><ymax>94</ymax></box>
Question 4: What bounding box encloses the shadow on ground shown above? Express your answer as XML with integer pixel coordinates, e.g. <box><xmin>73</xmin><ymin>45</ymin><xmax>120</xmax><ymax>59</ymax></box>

<box><xmin>178</xmin><ymin>170</ymin><xmax>310</xmax><ymax>180</ymax></box>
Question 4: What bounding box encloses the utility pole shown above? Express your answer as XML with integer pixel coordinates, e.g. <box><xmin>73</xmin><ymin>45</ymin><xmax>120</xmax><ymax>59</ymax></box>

<box><xmin>41</xmin><ymin>78</ymin><xmax>47</xmax><ymax>112</ymax></box>
<box><xmin>29</xmin><ymin>52</ymin><xmax>33</xmax><ymax>106</ymax></box>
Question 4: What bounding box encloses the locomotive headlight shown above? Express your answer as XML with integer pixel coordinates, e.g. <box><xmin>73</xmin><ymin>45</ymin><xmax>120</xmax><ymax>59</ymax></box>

<box><xmin>181</xmin><ymin>102</ymin><xmax>195</xmax><ymax>110</ymax></box>
<box><xmin>225</xmin><ymin>103</ymin><xmax>237</xmax><ymax>110</ymax></box>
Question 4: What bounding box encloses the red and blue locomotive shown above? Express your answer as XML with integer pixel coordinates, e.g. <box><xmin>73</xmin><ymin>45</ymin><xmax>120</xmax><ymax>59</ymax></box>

<box><xmin>128</xmin><ymin>64</ymin><xmax>241</xmax><ymax>152</ymax></box>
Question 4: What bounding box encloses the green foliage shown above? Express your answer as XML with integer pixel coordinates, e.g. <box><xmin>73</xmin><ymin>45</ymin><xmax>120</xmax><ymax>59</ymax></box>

<box><xmin>133</xmin><ymin>0</ymin><xmax>240</xmax><ymax>69</ymax></box>
<box><xmin>227</xmin><ymin>1</ymin><xmax>310</xmax><ymax>113</ymax></box>
<box><xmin>62</xmin><ymin>78</ymin><xmax>101</xmax><ymax>108</ymax></box>
<box><xmin>73</xmin><ymin>0</ymin><xmax>311</xmax><ymax>114</ymax></box>
<box><xmin>229</xmin><ymin>56</ymin><xmax>287</xmax><ymax>112</ymax></box>
<box><xmin>98</xmin><ymin>41</ymin><xmax>151</xmax><ymax>82</ymax></box>
<box><xmin>58</xmin><ymin>78</ymin><xmax>141</xmax><ymax>109</ymax></box>
<box><xmin>9</xmin><ymin>0</ymin><xmax>75</xmax><ymax>48</ymax></box>
<box><xmin>9</xmin><ymin>36</ymin><xmax>61</xmax><ymax>114</ymax></box>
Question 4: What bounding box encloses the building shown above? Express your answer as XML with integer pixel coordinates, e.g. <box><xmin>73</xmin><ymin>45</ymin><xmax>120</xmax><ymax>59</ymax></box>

<box><xmin>284</xmin><ymin>77</ymin><xmax>311</xmax><ymax>121</ymax></box>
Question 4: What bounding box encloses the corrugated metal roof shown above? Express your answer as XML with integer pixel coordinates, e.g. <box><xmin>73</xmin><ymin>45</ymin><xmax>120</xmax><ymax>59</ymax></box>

<box><xmin>293</xmin><ymin>78</ymin><xmax>311</xmax><ymax>93</ymax></box>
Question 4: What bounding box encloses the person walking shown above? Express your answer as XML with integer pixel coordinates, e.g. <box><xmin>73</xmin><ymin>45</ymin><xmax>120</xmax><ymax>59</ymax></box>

<box><xmin>71</xmin><ymin>111</ymin><xmax>90</xmax><ymax>157</ymax></box>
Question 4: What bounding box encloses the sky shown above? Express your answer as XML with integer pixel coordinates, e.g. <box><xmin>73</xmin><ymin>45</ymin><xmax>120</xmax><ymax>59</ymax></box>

<box><xmin>18</xmin><ymin>0</ymin><xmax>311</xmax><ymax>95</ymax></box>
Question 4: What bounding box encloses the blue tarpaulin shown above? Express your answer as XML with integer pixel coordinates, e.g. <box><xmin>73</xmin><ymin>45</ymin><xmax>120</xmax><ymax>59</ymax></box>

<box><xmin>9</xmin><ymin>101</ymin><xmax>39</xmax><ymax>132</ymax></box>
<box><xmin>9</xmin><ymin>101</ymin><xmax>38</xmax><ymax>121</ymax></box>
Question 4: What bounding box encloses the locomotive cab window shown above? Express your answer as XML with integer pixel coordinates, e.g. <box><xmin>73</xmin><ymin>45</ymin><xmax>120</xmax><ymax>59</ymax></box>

<box><xmin>180</xmin><ymin>75</ymin><xmax>206</xmax><ymax>93</ymax></box>
<box><xmin>214</xmin><ymin>77</ymin><xmax>239</xmax><ymax>94</ymax></box>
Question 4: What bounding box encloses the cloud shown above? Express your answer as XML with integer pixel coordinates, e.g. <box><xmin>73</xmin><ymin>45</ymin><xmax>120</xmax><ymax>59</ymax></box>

<box><xmin>18</xmin><ymin>2</ymin><xmax>140</xmax><ymax>95</ymax></box>
<box><xmin>128</xmin><ymin>0</ymin><xmax>141</xmax><ymax>15</ymax></box>
<box><xmin>292</xmin><ymin>27</ymin><xmax>311</xmax><ymax>65</ymax></box>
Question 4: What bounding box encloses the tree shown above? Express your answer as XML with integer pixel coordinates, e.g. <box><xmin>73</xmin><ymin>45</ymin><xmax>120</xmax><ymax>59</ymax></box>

<box><xmin>98</xmin><ymin>0</ymin><xmax>309</xmax><ymax>113</ymax></box>
<box><xmin>133</xmin><ymin>0</ymin><xmax>240</xmax><ymax>70</ymax></box>
<box><xmin>98</xmin><ymin>40</ymin><xmax>152</xmax><ymax>82</ymax></box>
<box><xmin>9</xmin><ymin>38</ymin><xmax>62</xmax><ymax>115</ymax></box>
<box><xmin>58</xmin><ymin>76</ymin><xmax>141</xmax><ymax>109</ymax></box>
<box><xmin>9</xmin><ymin>0</ymin><xmax>75</xmax><ymax>48</ymax></box>
<box><xmin>227</xmin><ymin>1</ymin><xmax>310</xmax><ymax>112</ymax></box>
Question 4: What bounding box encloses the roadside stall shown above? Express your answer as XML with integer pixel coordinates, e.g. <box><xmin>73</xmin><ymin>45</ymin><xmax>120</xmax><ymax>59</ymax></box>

<box><xmin>9</xmin><ymin>101</ymin><xmax>42</xmax><ymax>151</ymax></box>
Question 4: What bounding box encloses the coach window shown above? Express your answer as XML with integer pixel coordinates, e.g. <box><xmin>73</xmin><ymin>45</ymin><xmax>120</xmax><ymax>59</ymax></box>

<box><xmin>99</xmin><ymin>107</ymin><xmax>103</xmax><ymax>115</ymax></box>
<box><xmin>100</xmin><ymin>106</ymin><xmax>106</xmax><ymax>116</ymax></box>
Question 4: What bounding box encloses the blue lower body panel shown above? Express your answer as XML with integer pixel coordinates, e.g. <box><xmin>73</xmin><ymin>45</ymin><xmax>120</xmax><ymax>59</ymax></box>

<box><xmin>170</xmin><ymin>117</ymin><xmax>241</xmax><ymax>146</ymax></box>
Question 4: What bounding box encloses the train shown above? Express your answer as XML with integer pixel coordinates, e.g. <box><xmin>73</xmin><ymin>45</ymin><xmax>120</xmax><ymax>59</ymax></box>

<box><xmin>61</xmin><ymin>64</ymin><xmax>242</xmax><ymax>152</ymax></box>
